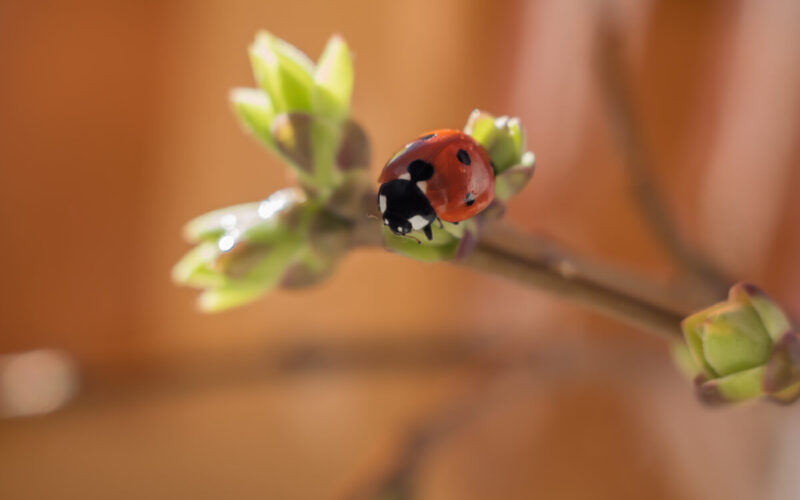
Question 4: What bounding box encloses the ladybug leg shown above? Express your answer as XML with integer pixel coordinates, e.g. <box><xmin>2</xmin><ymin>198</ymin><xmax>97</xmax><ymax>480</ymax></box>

<box><xmin>435</xmin><ymin>217</ymin><xmax>444</xmax><ymax>229</ymax></box>
<box><xmin>422</xmin><ymin>225</ymin><xmax>433</xmax><ymax>241</ymax></box>
<box><xmin>404</xmin><ymin>234</ymin><xmax>421</xmax><ymax>244</ymax></box>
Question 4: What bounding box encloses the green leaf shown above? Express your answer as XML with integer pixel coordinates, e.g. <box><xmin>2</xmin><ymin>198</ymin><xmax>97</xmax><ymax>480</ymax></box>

<box><xmin>249</xmin><ymin>31</ymin><xmax>315</xmax><ymax>113</ymax></box>
<box><xmin>313</xmin><ymin>34</ymin><xmax>354</xmax><ymax>121</ymax></box>
<box><xmin>230</xmin><ymin>88</ymin><xmax>276</xmax><ymax>149</ymax></box>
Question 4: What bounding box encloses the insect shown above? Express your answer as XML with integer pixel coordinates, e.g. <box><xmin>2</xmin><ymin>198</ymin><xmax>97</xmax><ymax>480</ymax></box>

<box><xmin>377</xmin><ymin>130</ymin><xmax>495</xmax><ymax>242</ymax></box>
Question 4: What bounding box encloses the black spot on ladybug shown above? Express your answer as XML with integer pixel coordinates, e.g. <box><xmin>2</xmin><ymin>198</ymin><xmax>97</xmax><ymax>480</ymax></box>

<box><xmin>457</xmin><ymin>149</ymin><xmax>471</xmax><ymax>165</ymax></box>
<box><xmin>408</xmin><ymin>159</ymin><xmax>434</xmax><ymax>182</ymax></box>
<box><xmin>465</xmin><ymin>192</ymin><xmax>475</xmax><ymax>206</ymax></box>
<box><xmin>418</xmin><ymin>133</ymin><xmax>435</xmax><ymax>141</ymax></box>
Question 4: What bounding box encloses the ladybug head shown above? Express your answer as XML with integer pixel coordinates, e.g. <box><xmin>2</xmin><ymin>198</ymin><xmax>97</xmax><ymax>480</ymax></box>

<box><xmin>378</xmin><ymin>179</ymin><xmax>436</xmax><ymax>240</ymax></box>
<box><xmin>382</xmin><ymin>212</ymin><xmax>413</xmax><ymax>237</ymax></box>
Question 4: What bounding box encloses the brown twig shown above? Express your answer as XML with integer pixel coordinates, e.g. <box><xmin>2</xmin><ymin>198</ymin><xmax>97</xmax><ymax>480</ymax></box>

<box><xmin>355</xmin><ymin>216</ymin><xmax>687</xmax><ymax>340</ymax></box>
<box><xmin>595</xmin><ymin>18</ymin><xmax>732</xmax><ymax>298</ymax></box>
<box><xmin>465</xmin><ymin>222</ymin><xmax>685</xmax><ymax>340</ymax></box>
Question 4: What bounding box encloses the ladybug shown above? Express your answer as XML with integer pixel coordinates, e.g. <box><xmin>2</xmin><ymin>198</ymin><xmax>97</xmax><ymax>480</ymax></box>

<box><xmin>377</xmin><ymin>130</ymin><xmax>495</xmax><ymax>241</ymax></box>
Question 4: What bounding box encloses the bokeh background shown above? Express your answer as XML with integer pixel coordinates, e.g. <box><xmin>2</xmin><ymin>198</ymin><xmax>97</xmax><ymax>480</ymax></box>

<box><xmin>2</xmin><ymin>1</ymin><xmax>800</xmax><ymax>499</ymax></box>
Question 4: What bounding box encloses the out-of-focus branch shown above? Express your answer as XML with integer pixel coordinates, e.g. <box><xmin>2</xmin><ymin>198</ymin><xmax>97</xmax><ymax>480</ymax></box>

<box><xmin>595</xmin><ymin>19</ymin><xmax>732</xmax><ymax>298</ymax></box>
<box><xmin>336</xmin><ymin>368</ymin><xmax>524</xmax><ymax>500</ymax></box>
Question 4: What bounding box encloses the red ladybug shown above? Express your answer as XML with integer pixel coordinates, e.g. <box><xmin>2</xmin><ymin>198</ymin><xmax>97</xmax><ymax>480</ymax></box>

<box><xmin>377</xmin><ymin>130</ymin><xmax>495</xmax><ymax>241</ymax></box>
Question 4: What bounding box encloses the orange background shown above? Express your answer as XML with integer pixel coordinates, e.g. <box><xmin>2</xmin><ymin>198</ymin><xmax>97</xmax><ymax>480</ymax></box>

<box><xmin>1</xmin><ymin>1</ymin><xmax>799</xmax><ymax>499</ymax></box>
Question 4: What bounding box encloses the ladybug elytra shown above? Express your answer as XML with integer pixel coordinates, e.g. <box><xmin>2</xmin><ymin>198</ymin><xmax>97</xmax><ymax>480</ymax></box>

<box><xmin>377</xmin><ymin>130</ymin><xmax>495</xmax><ymax>241</ymax></box>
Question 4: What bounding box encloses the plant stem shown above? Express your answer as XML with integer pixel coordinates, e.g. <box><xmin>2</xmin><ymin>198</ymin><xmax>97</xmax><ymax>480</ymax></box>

<box><xmin>354</xmin><ymin>217</ymin><xmax>688</xmax><ymax>341</ymax></box>
<box><xmin>465</xmin><ymin>224</ymin><xmax>683</xmax><ymax>340</ymax></box>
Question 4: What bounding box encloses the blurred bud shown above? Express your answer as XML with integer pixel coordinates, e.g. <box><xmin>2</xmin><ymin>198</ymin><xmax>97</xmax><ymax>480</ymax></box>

<box><xmin>249</xmin><ymin>31</ymin><xmax>315</xmax><ymax>114</ymax></box>
<box><xmin>271</xmin><ymin>112</ymin><xmax>370</xmax><ymax>195</ymax></box>
<box><xmin>680</xmin><ymin>282</ymin><xmax>798</xmax><ymax>404</ymax></box>
<box><xmin>230</xmin><ymin>88</ymin><xmax>276</xmax><ymax>150</ymax></box>
<box><xmin>173</xmin><ymin>188</ymin><xmax>357</xmax><ymax>311</ymax></box>
<box><xmin>238</xmin><ymin>32</ymin><xmax>365</xmax><ymax>196</ymax></box>
<box><xmin>312</xmin><ymin>34</ymin><xmax>354</xmax><ymax>121</ymax></box>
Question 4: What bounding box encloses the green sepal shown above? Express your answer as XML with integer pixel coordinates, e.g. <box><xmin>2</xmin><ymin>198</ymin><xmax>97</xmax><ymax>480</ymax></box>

<box><xmin>698</xmin><ymin>366</ymin><xmax>766</xmax><ymax>403</ymax></box>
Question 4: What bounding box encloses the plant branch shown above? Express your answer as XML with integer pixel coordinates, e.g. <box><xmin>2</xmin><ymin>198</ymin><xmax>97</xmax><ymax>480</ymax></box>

<box><xmin>354</xmin><ymin>216</ymin><xmax>687</xmax><ymax>340</ymax></box>
<box><xmin>463</xmin><ymin>221</ymin><xmax>685</xmax><ymax>340</ymax></box>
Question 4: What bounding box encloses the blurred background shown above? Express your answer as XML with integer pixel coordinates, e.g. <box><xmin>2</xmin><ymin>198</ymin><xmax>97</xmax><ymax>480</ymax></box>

<box><xmin>1</xmin><ymin>0</ymin><xmax>800</xmax><ymax>498</ymax></box>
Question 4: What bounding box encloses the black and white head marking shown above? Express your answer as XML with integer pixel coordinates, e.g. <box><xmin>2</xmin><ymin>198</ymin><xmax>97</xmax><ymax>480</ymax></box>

<box><xmin>378</xmin><ymin>160</ymin><xmax>437</xmax><ymax>241</ymax></box>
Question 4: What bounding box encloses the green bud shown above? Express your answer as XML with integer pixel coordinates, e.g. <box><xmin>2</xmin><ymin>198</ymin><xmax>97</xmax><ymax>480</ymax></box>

<box><xmin>679</xmin><ymin>282</ymin><xmax>798</xmax><ymax>405</ymax></box>
<box><xmin>271</xmin><ymin>113</ymin><xmax>370</xmax><ymax>195</ymax></box>
<box><xmin>313</xmin><ymin>34</ymin><xmax>354</xmax><ymax>121</ymax></box>
<box><xmin>174</xmin><ymin>188</ymin><xmax>355</xmax><ymax>311</ymax></box>
<box><xmin>464</xmin><ymin>110</ymin><xmax>533</xmax><ymax>176</ymax></box>
<box><xmin>249</xmin><ymin>31</ymin><xmax>315</xmax><ymax>114</ymax></box>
